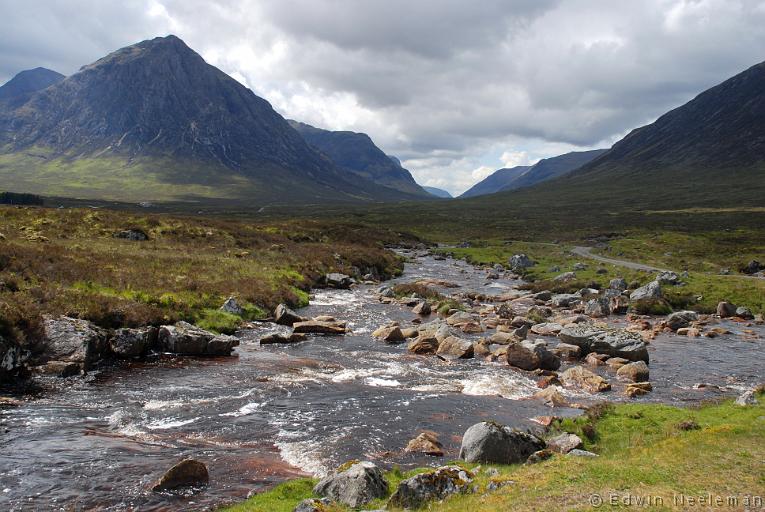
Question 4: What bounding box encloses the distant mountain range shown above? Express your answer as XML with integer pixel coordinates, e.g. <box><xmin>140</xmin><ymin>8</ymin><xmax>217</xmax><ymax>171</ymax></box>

<box><xmin>0</xmin><ymin>67</ymin><xmax>64</xmax><ymax>107</ymax></box>
<box><xmin>460</xmin><ymin>149</ymin><xmax>606</xmax><ymax>198</ymax></box>
<box><xmin>0</xmin><ymin>36</ymin><xmax>427</xmax><ymax>204</ymax></box>
<box><xmin>460</xmin><ymin>166</ymin><xmax>531</xmax><ymax>198</ymax></box>
<box><xmin>422</xmin><ymin>186</ymin><xmax>452</xmax><ymax>198</ymax></box>
<box><xmin>288</xmin><ymin>120</ymin><xmax>428</xmax><ymax>197</ymax></box>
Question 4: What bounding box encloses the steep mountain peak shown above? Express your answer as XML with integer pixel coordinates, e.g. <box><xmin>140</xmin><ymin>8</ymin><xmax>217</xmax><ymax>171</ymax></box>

<box><xmin>80</xmin><ymin>35</ymin><xmax>199</xmax><ymax>73</ymax></box>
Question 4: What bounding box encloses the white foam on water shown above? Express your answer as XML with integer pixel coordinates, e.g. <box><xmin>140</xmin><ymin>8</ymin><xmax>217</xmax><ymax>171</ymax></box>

<box><xmin>275</xmin><ymin>439</ymin><xmax>332</xmax><ymax>477</ymax></box>
<box><xmin>459</xmin><ymin>372</ymin><xmax>537</xmax><ymax>400</ymax></box>
<box><xmin>220</xmin><ymin>401</ymin><xmax>264</xmax><ymax>417</ymax></box>
<box><xmin>365</xmin><ymin>377</ymin><xmax>401</xmax><ymax>387</ymax></box>
<box><xmin>309</xmin><ymin>289</ymin><xmax>363</xmax><ymax>307</ymax></box>
<box><xmin>146</xmin><ymin>417</ymin><xmax>199</xmax><ymax>430</ymax></box>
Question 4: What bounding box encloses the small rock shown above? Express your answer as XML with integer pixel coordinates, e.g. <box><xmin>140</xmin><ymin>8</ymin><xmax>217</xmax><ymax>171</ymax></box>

<box><xmin>388</xmin><ymin>466</ymin><xmax>473</xmax><ymax>509</ymax></box>
<box><xmin>735</xmin><ymin>307</ymin><xmax>754</xmax><ymax>320</ymax></box>
<box><xmin>616</xmin><ymin>361</ymin><xmax>649</xmax><ymax>382</ymax></box>
<box><xmin>625</xmin><ymin>382</ymin><xmax>653</xmax><ymax>397</ymax></box>
<box><xmin>509</xmin><ymin>254</ymin><xmax>535</xmax><ymax>272</ymax></box>
<box><xmin>610</xmin><ymin>278</ymin><xmax>628</xmax><ymax>291</ymax></box>
<box><xmin>405</xmin><ymin>431</ymin><xmax>444</xmax><ymax>456</ymax></box>
<box><xmin>530</xmin><ymin>322</ymin><xmax>563</xmax><ymax>336</ymax></box>
<box><xmin>716</xmin><ymin>301</ymin><xmax>737</xmax><ymax>318</ymax></box>
<box><xmin>560</xmin><ymin>366</ymin><xmax>611</xmax><ymax>393</ymax></box>
<box><xmin>666</xmin><ymin>311</ymin><xmax>698</xmax><ymax>331</ymax></box>
<box><xmin>293</xmin><ymin>320</ymin><xmax>346</xmax><ymax>335</ymax></box>
<box><xmin>546</xmin><ymin>433</ymin><xmax>582</xmax><ymax>454</ymax></box>
<box><xmin>506</xmin><ymin>340</ymin><xmax>561</xmax><ymax>371</ymax></box>
<box><xmin>324</xmin><ymin>273</ymin><xmax>354</xmax><ymax>289</ymax></box>
<box><xmin>412</xmin><ymin>301</ymin><xmax>431</xmax><ymax>316</ymax></box>
<box><xmin>220</xmin><ymin>297</ymin><xmax>243</xmax><ymax>316</ymax></box>
<box><xmin>152</xmin><ymin>459</ymin><xmax>209</xmax><ymax>492</ymax></box>
<box><xmin>110</xmin><ymin>327</ymin><xmax>158</xmax><ymax>358</ymax></box>
<box><xmin>408</xmin><ymin>335</ymin><xmax>440</xmax><ymax>354</ymax></box>
<box><xmin>275</xmin><ymin>304</ymin><xmax>305</xmax><ymax>326</ymax></box>
<box><xmin>526</xmin><ymin>449</ymin><xmax>554</xmax><ymax>464</ymax></box>
<box><xmin>293</xmin><ymin>498</ymin><xmax>332</xmax><ymax>512</ymax></box>
<box><xmin>567</xmin><ymin>449</ymin><xmax>598</xmax><ymax>457</ymax></box>
<box><xmin>114</xmin><ymin>229</ymin><xmax>149</xmax><ymax>241</ymax></box>
<box><xmin>533</xmin><ymin>387</ymin><xmax>568</xmax><ymax>407</ymax></box>
<box><xmin>373</xmin><ymin>325</ymin><xmax>405</xmax><ymax>344</ymax></box>
<box><xmin>436</xmin><ymin>336</ymin><xmax>474</xmax><ymax>359</ymax></box>
<box><xmin>553</xmin><ymin>272</ymin><xmax>577</xmax><ymax>282</ymax></box>
<box><xmin>735</xmin><ymin>390</ymin><xmax>759</xmax><ymax>406</ymax></box>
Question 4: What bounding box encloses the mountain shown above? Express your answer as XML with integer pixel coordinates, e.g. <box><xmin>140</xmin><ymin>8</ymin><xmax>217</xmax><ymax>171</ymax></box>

<box><xmin>288</xmin><ymin>120</ymin><xmax>429</xmax><ymax>197</ymax></box>
<box><xmin>423</xmin><ymin>186</ymin><xmax>452</xmax><ymax>198</ymax></box>
<box><xmin>499</xmin><ymin>149</ymin><xmax>607</xmax><ymax>192</ymax></box>
<box><xmin>0</xmin><ymin>36</ymin><xmax>420</xmax><ymax>204</ymax></box>
<box><xmin>459</xmin><ymin>166</ymin><xmax>531</xmax><ymax>198</ymax></box>
<box><xmin>0</xmin><ymin>67</ymin><xmax>64</xmax><ymax>107</ymax></box>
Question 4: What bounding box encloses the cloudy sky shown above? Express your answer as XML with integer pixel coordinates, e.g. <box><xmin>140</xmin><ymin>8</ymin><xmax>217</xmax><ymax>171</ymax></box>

<box><xmin>1</xmin><ymin>0</ymin><xmax>764</xmax><ymax>194</ymax></box>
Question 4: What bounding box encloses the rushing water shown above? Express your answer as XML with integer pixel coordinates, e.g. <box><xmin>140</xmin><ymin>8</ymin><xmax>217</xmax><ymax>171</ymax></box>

<box><xmin>1</xmin><ymin>251</ymin><xmax>762</xmax><ymax>511</ymax></box>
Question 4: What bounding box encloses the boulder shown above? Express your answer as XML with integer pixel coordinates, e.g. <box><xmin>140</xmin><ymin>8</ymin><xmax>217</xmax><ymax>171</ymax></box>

<box><xmin>546</xmin><ymin>433</ymin><xmax>582</xmax><ymax>454</ymax></box>
<box><xmin>293</xmin><ymin>498</ymin><xmax>332</xmax><ymax>512</ymax></box>
<box><xmin>275</xmin><ymin>304</ymin><xmax>305</xmax><ymax>326</ymax></box>
<box><xmin>530</xmin><ymin>322</ymin><xmax>563</xmax><ymax>336</ymax></box>
<box><xmin>735</xmin><ymin>306</ymin><xmax>754</xmax><ymax>320</ymax></box>
<box><xmin>436</xmin><ymin>336</ymin><xmax>474</xmax><ymax>359</ymax></box>
<box><xmin>388</xmin><ymin>466</ymin><xmax>473</xmax><ymax>509</ymax></box>
<box><xmin>372</xmin><ymin>325</ymin><xmax>405</xmax><ymax>344</ymax></box>
<box><xmin>666</xmin><ymin>311</ymin><xmax>698</xmax><ymax>331</ymax></box>
<box><xmin>324</xmin><ymin>273</ymin><xmax>354</xmax><ymax>289</ymax></box>
<box><xmin>412</xmin><ymin>301</ymin><xmax>431</xmax><ymax>316</ymax></box>
<box><xmin>625</xmin><ymin>382</ymin><xmax>653</xmax><ymax>397</ymax></box>
<box><xmin>408</xmin><ymin>335</ymin><xmax>440</xmax><ymax>355</ymax></box>
<box><xmin>0</xmin><ymin>335</ymin><xmax>25</xmax><ymax>382</ymax></box>
<box><xmin>152</xmin><ymin>459</ymin><xmax>209</xmax><ymax>491</ymax></box>
<box><xmin>553</xmin><ymin>272</ymin><xmax>577</xmax><ymax>282</ymax></box>
<box><xmin>551</xmin><ymin>342</ymin><xmax>581</xmax><ymax>359</ymax></box>
<box><xmin>616</xmin><ymin>361</ymin><xmax>649</xmax><ymax>382</ymax></box>
<box><xmin>220</xmin><ymin>297</ymin><xmax>243</xmax><ymax>316</ymax></box>
<box><xmin>114</xmin><ymin>229</ymin><xmax>149</xmax><ymax>241</ymax></box>
<box><xmin>506</xmin><ymin>340</ymin><xmax>561</xmax><ymax>371</ymax></box>
<box><xmin>313</xmin><ymin>461</ymin><xmax>388</xmax><ymax>508</ymax></box>
<box><xmin>158</xmin><ymin>322</ymin><xmax>239</xmax><ymax>355</ymax></box>
<box><xmin>742</xmin><ymin>260</ymin><xmax>762</xmax><ymax>275</ymax></box>
<box><xmin>405</xmin><ymin>431</ymin><xmax>444</xmax><ymax>456</ymax></box>
<box><xmin>609</xmin><ymin>278</ymin><xmax>628</xmax><ymax>290</ymax></box>
<box><xmin>292</xmin><ymin>320</ymin><xmax>346</xmax><ymax>335</ymax></box>
<box><xmin>735</xmin><ymin>390</ymin><xmax>759</xmax><ymax>406</ymax></box>
<box><xmin>41</xmin><ymin>316</ymin><xmax>109</xmax><ymax>371</ymax></box>
<box><xmin>573</xmin><ymin>262</ymin><xmax>587</xmax><ymax>271</ymax></box>
<box><xmin>585</xmin><ymin>298</ymin><xmax>610</xmax><ymax>318</ymax></box>
<box><xmin>260</xmin><ymin>332</ymin><xmax>307</xmax><ymax>345</ymax></box>
<box><xmin>657</xmin><ymin>271</ymin><xmax>680</xmax><ymax>285</ymax></box>
<box><xmin>605</xmin><ymin>357</ymin><xmax>629</xmax><ymax>369</ymax></box>
<box><xmin>110</xmin><ymin>327</ymin><xmax>158</xmax><ymax>358</ymax></box>
<box><xmin>630</xmin><ymin>280</ymin><xmax>662</xmax><ymax>302</ymax></box>
<box><xmin>533</xmin><ymin>386</ymin><xmax>568</xmax><ymax>407</ymax></box>
<box><xmin>551</xmin><ymin>294</ymin><xmax>580</xmax><ymax>308</ymax></box>
<box><xmin>459</xmin><ymin>421</ymin><xmax>545</xmax><ymax>464</ymax></box>
<box><xmin>560</xmin><ymin>366</ymin><xmax>611</xmax><ymax>393</ymax></box>
<box><xmin>509</xmin><ymin>254</ymin><xmax>535</xmax><ymax>272</ymax></box>
<box><xmin>716</xmin><ymin>301</ymin><xmax>737</xmax><ymax>318</ymax></box>
<box><xmin>496</xmin><ymin>302</ymin><xmax>515</xmax><ymax>319</ymax></box>
<box><xmin>446</xmin><ymin>311</ymin><xmax>474</xmax><ymax>326</ymax></box>
<box><xmin>526</xmin><ymin>449</ymin><xmax>554</xmax><ymax>464</ymax></box>
<box><xmin>558</xmin><ymin>325</ymin><xmax>649</xmax><ymax>362</ymax></box>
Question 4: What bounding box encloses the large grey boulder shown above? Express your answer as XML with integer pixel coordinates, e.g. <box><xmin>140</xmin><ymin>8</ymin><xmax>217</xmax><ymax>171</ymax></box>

<box><xmin>41</xmin><ymin>316</ymin><xmax>109</xmax><ymax>371</ymax></box>
<box><xmin>110</xmin><ymin>327</ymin><xmax>158</xmax><ymax>358</ymax></box>
<box><xmin>509</xmin><ymin>254</ymin><xmax>534</xmax><ymax>272</ymax></box>
<box><xmin>459</xmin><ymin>421</ymin><xmax>544</xmax><ymax>464</ymax></box>
<box><xmin>505</xmin><ymin>340</ymin><xmax>561</xmax><ymax>371</ymax></box>
<box><xmin>313</xmin><ymin>461</ymin><xmax>387</xmax><ymax>508</ymax></box>
<box><xmin>558</xmin><ymin>325</ymin><xmax>649</xmax><ymax>363</ymax></box>
<box><xmin>630</xmin><ymin>280</ymin><xmax>662</xmax><ymax>302</ymax></box>
<box><xmin>158</xmin><ymin>322</ymin><xmax>239</xmax><ymax>356</ymax></box>
<box><xmin>666</xmin><ymin>311</ymin><xmax>698</xmax><ymax>331</ymax></box>
<box><xmin>388</xmin><ymin>466</ymin><xmax>473</xmax><ymax>509</ymax></box>
<box><xmin>324</xmin><ymin>273</ymin><xmax>354</xmax><ymax>289</ymax></box>
<box><xmin>0</xmin><ymin>335</ymin><xmax>25</xmax><ymax>382</ymax></box>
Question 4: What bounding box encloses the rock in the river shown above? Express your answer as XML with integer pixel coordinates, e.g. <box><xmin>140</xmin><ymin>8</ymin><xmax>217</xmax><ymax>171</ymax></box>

<box><xmin>666</xmin><ymin>311</ymin><xmax>698</xmax><ymax>331</ymax></box>
<box><xmin>552</xmin><ymin>342</ymin><xmax>582</xmax><ymax>359</ymax></box>
<box><xmin>436</xmin><ymin>336</ymin><xmax>474</xmax><ymax>359</ymax></box>
<box><xmin>446</xmin><ymin>311</ymin><xmax>474</xmax><ymax>326</ymax></box>
<box><xmin>220</xmin><ymin>296</ymin><xmax>243</xmax><ymax>316</ymax></box>
<box><xmin>625</xmin><ymin>382</ymin><xmax>653</xmax><ymax>397</ymax></box>
<box><xmin>509</xmin><ymin>254</ymin><xmax>535</xmax><ymax>272</ymax></box>
<box><xmin>546</xmin><ymin>433</ymin><xmax>582</xmax><ymax>454</ymax></box>
<box><xmin>158</xmin><ymin>322</ymin><xmax>239</xmax><ymax>355</ymax></box>
<box><xmin>533</xmin><ymin>386</ymin><xmax>568</xmax><ymax>407</ymax></box>
<box><xmin>560</xmin><ymin>366</ymin><xmax>611</xmax><ymax>393</ymax></box>
<box><xmin>405</xmin><ymin>431</ymin><xmax>445</xmax><ymax>456</ymax></box>
<box><xmin>735</xmin><ymin>306</ymin><xmax>754</xmax><ymax>320</ymax></box>
<box><xmin>506</xmin><ymin>340</ymin><xmax>561</xmax><ymax>371</ymax></box>
<box><xmin>41</xmin><ymin>316</ymin><xmax>109</xmax><ymax>371</ymax></box>
<box><xmin>558</xmin><ymin>325</ymin><xmax>649</xmax><ymax>363</ymax></box>
<box><xmin>412</xmin><ymin>301</ymin><xmax>431</xmax><ymax>316</ymax></box>
<box><xmin>260</xmin><ymin>332</ymin><xmax>306</xmax><ymax>345</ymax></box>
<box><xmin>293</xmin><ymin>320</ymin><xmax>347</xmax><ymax>335</ymax></box>
<box><xmin>275</xmin><ymin>304</ymin><xmax>305</xmax><ymax>326</ymax></box>
<box><xmin>110</xmin><ymin>327</ymin><xmax>158</xmax><ymax>358</ymax></box>
<box><xmin>585</xmin><ymin>298</ymin><xmax>610</xmax><ymax>318</ymax></box>
<box><xmin>0</xmin><ymin>335</ymin><xmax>25</xmax><ymax>382</ymax></box>
<box><xmin>152</xmin><ymin>459</ymin><xmax>209</xmax><ymax>491</ymax></box>
<box><xmin>616</xmin><ymin>361</ymin><xmax>649</xmax><ymax>382</ymax></box>
<box><xmin>388</xmin><ymin>466</ymin><xmax>473</xmax><ymax>509</ymax></box>
<box><xmin>408</xmin><ymin>335</ymin><xmax>440</xmax><ymax>355</ymax></box>
<box><xmin>324</xmin><ymin>273</ymin><xmax>354</xmax><ymax>289</ymax></box>
<box><xmin>373</xmin><ymin>325</ymin><xmax>405</xmax><ymax>343</ymax></box>
<box><xmin>459</xmin><ymin>421</ymin><xmax>545</xmax><ymax>464</ymax></box>
<box><xmin>716</xmin><ymin>301</ymin><xmax>737</xmax><ymax>318</ymax></box>
<box><xmin>313</xmin><ymin>461</ymin><xmax>388</xmax><ymax>508</ymax></box>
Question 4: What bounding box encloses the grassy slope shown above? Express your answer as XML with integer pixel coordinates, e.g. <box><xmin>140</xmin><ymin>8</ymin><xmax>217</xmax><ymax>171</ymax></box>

<box><xmin>225</xmin><ymin>394</ymin><xmax>765</xmax><ymax>511</ymax></box>
<box><xmin>0</xmin><ymin>206</ymin><xmax>407</xmax><ymax>352</ymax></box>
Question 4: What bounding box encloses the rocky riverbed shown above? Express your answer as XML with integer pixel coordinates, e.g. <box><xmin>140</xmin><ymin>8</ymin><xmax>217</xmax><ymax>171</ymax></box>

<box><xmin>0</xmin><ymin>250</ymin><xmax>763</xmax><ymax>510</ymax></box>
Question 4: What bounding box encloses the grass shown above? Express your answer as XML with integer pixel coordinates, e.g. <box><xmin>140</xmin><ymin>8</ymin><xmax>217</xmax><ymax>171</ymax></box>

<box><xmin>0</xmin><ymin>205</ymin><xmax>411</xmax><ymax>360</ymax></box>
<box><xmin>224</xmin><ymin>392</ymin><xmax>765</xmax><ymax>511</ymax></box>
